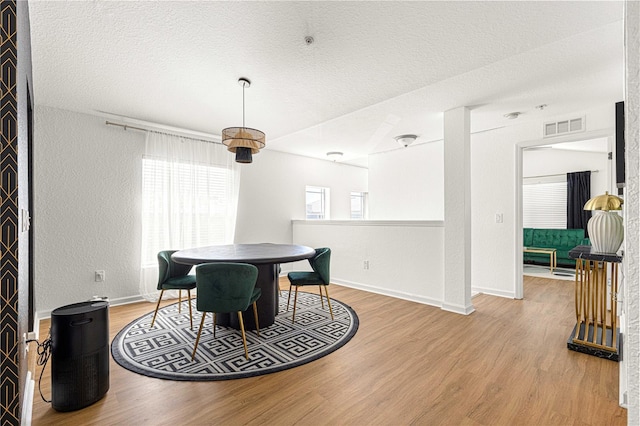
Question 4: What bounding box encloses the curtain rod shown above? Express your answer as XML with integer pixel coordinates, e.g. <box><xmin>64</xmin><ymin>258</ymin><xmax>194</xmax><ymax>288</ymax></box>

<box><xmin>525</xmin><ymin>170</ymin><xmax>599</xmax><ymax>179</ymax></box>
<box><xmin>105</xmin><ymin>120</ymin><xmax>222</xmax><ymax>145</ymax></box>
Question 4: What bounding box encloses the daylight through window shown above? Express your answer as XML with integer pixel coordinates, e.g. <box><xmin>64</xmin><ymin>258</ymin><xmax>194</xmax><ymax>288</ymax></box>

<box><xmin>306</xmin><ymin>186</ymin><xmax>330</xmax><ymax>219</ymax></box>
<box><xmin>350</xmin><ymin>192</ymin><xmax>368</xmax><ymax>219</ymax></box>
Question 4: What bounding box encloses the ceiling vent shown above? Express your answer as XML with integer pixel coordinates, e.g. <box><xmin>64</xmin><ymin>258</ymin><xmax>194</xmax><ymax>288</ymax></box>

<box><xmin>543</xmin><ymin>116</ymin><xmax>585</xmax><ymax>138</ymax></box>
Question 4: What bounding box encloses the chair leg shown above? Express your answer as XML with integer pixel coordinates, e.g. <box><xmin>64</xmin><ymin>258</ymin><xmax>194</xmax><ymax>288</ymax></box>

<box><xmin>287</xmin><ymin>284</ymin><xmax>293</xmax><ymax>311</ymax></box>
<box><xmin>238</xmin><ymin>311</ymin><xmax>249</xmax><ymax>360</ymax></box>
<box><xmin>150</xmin><ymin>289</ymin><xmax>165</xmax><ymax>327</ymax></box>
<box><xmin>213</xmin><ymin>313</ymin><xmax>217</xmax><ymax>338</ymax></box>
<box><xmin>191</xmin><ymin>313</ymin><xmax>207</xmax><ymax>361</ymax></box>
<box><xmin>187</xmin><ymin>289</ymin><xmax>193</xmax><ymax>330</ymax></box>
<box><xmin>323</xmin><ymin>286</ymin><xmax>335</xmax><ymax>320</ymax></box>
<box><xmin>178</xmin><ymin>290</ymin><xmax>182</xmax><ymax>313</ymax></box>
<box><xmin>252</xmin><ymin>302</ymin><xmax>260</xmax><ymax>337</ymax></box>
<box><xmin>318</xmin><ymin>286</ymin><xmax>325</xmax><ymax>308</ymax></box>
<box><xmin>292</xmin><ymin>286</ymin><xmax>299</xmax><ymax>323</ymax></box>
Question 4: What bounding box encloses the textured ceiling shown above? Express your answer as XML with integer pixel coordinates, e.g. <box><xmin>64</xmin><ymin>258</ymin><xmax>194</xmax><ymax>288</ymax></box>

<box><xmin>29</xmin><ymin>1</ymin><xmax>624</xmax><ymax>166</ymax></box>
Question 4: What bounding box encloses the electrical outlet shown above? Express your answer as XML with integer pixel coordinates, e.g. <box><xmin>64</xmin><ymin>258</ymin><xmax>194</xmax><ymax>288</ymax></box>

<box><xmin>95</xmin><ymin>270</ymin><xmax>105</xmax><ymax>282</ymax></box>
<box><xmin>495</xmin><ymin>213</ymin><xmax>503</xmax><ymax>223</ymax></box>
<box><xmin>363</xmin><ymin>260</ymin><xmax>369</xmax><ymax>270</ymax></box>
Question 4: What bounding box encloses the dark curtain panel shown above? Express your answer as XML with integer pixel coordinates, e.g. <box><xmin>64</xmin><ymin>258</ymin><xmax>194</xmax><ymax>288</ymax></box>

<box><xmin>567</xmin><ymin>171</ymin><xmax>591</xmax><ymax>234</ymax></box>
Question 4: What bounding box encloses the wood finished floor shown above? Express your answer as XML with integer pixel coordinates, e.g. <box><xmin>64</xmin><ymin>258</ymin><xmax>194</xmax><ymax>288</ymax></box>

<box><xmin>31</xmin><ymin>276</ymin><xmax>626</xmax><ymax>425</ymax></box>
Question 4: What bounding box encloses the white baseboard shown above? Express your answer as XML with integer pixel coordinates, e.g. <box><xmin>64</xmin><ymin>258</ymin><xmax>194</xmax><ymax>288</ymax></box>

<box><xmin>21</xmin><ymin>371</ymin><xmax>34</xmax><ymax>426</ymax></box>
<box><xmin>332</xmin><ymin>278</ymin><xmax>442</xmax><ymax>309</ymax></box>
<box><xmin>332</xmin><ymin>279</ymin><xmax>507</xmax><ymax>315</ymax></box>
<box><xmin>36</xmin><ymin>294</ymin><xmax>146</xmax><ymax>321</ymax></box>
<box><xmin>472</xmin><ymin>286</ymin><xmax>516</xmax><ymax>299</ymax></box>
<box><xmin>441</xmin><ymin>302</ymin><xmax>476</xmax><ymax>315</ymax></box>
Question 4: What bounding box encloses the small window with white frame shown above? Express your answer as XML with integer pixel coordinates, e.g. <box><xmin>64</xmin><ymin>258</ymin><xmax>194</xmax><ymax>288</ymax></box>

<box><xmin>350</xmin><ymin>191</ymin><xmax>368</xmax><ymax>219</ymax></box>
<box><xmin>306</xmin><ymin>186</ymin><xmax>330</xmax><ymax>219</ymax></box>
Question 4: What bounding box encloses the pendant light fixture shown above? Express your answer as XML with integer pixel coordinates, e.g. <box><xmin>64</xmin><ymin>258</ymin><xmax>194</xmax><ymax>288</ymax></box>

<box><xmin>222</xmin><ymin>78</ymin><xmax>266</xmax><ymax>163</ymax></box>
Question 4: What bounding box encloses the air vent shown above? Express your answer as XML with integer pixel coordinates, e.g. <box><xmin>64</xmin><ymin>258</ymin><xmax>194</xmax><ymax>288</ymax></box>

<box><xmin>543</xmin><ymin>116</ymin><xmax>585</xmax><ymax>138</ymax></box>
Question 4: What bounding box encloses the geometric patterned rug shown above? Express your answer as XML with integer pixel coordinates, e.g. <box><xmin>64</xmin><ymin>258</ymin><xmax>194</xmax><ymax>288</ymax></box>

<box><xmin>111</xmin><ymin>291</ymin><xmax>359</xmax><ymax>381</ymax></box>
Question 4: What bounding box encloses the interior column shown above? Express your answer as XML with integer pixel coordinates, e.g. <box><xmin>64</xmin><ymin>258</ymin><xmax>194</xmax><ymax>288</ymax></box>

<box><xmin>443</xmin><ymin>106</ymin><xmax>474</xmax><ymax>315</ymax></box>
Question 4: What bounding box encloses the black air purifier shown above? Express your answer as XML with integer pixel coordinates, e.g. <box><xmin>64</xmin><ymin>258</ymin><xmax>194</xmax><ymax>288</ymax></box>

<box><xmin>50</xmin><ymin>301</ymin><xmax>110</xmax><ymax>411</ymax></box>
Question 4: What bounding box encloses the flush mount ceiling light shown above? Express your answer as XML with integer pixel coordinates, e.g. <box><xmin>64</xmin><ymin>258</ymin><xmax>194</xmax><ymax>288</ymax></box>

<box><xmin>504</xmin><ymin>112</ymin><xmax>521</xmax><ymax>120</ymax></box>
<box><xmin>326</xmin><ymin>151</ymin><xmax>343</xmax><ymax>161</ymax></box>
<box><xmin>222</xmin><ymin>78</ymin><xmax>266</xmax><ymax>163</ymax></box>
<box><xmin>394</xmin><ymin>134</ymin><xmax>418</xmax><ymax>148</ymax></box>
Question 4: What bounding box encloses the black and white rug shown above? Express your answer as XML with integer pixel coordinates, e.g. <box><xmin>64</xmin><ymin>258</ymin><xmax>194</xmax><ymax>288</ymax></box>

<box><xmin>111</xmin><ymin>291</ymin><xmax>358</xmax><ymax>381</ymax></box>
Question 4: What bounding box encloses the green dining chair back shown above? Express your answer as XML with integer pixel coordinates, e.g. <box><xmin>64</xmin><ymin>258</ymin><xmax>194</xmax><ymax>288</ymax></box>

<box><xmin>150</xmin><ymin>250</ymin><xmax>196</xmax><ymax>329</ymax></box>
<box><xmin>287</xmin><ymin>247</ymin><xmax>334</xmax><ymax>323</ymax></box>
<box><xmin>157</xmin><ymin>250</ymin><xmax>194</xmax><ymax>288</ymax></box>
<box><xmin>191</xmin><ymin>262</ymin><xmax>261</xmax><ymax>361</ymax></box>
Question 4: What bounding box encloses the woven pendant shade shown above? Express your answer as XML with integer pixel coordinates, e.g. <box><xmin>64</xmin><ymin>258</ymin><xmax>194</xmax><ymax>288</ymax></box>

<box><xmin>221</xmin><ymin>78</ymin><xmax>265</xmax><ymax>163</ymax></box>
<box><xmin>222</xmin><ymin>127</ymin><xmax>265</xmax><ymax>154</ymax></box>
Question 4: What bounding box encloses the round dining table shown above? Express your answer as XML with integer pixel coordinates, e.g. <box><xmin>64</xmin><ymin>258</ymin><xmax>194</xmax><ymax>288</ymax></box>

<box><xmin>172</xmin><ymin>243</ymin><xmax>315</xmax><ymax>330</ymax></box>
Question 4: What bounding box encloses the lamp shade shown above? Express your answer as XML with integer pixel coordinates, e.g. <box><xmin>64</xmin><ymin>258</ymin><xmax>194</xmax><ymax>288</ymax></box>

<box><xmin>584</xmin><ymin>191</ymin><xmax>624</xmax><ymax>254</ymax></box>
<box><xmin>222</xmin><ymin>127</ymin><xmax>266</xmax><ymax>163</ymax></box>
<box><xmin>583</xmin><ymin>191</ymin><xmax>623</xmax><ymax>211</ymax></box>
<box><xmin>233</xmin><ymin>147</ymin><xmax>253</xmax><ymax>163</ymax></box>
<box><xmin>222</xmin><ymin>78</ymin><xmax>266</xmax><ymax>163</ymax></box>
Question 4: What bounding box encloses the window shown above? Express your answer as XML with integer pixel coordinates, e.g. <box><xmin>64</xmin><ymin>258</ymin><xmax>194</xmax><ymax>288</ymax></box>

<box><xmin>523</xmin><ymin>178</ymin><xmax>567</xmax><ymax>229</ymax></box>
<box><xmin>141</xmin><ymin>157</ymin><xmax>235</xmax><ymax>267</ymax></box>
<box><xmin>306</xmin><ymin>186</ymin><xmax>330</xmax><ymax>219</ymax></box>
<box><xmin>350</xmin><ymin>192</ymin><xmax>368</xmax><ymax>219</ymax></box>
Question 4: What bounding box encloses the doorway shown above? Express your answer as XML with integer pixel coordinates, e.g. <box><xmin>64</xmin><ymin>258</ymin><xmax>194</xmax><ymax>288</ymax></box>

<box><xmin>515</xmin><ymin>130</ymin><xmax>615</xmax><ymax>298</ymax></box>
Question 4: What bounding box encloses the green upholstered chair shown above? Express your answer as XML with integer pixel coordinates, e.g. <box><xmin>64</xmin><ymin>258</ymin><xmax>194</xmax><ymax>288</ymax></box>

<box><xmin>287</xmin><ymin>247</ymin><xmax>334</xmax><ymax>323</ymax></box>
<box><xmin>191</xmin><ymin>262</ymin><xmax>261</xmax><ymax>361</ymax></box>
<box><xmin>151</xmin><ymin>250</ymin><xmax>197</xmax><ymax>329</ymax></box>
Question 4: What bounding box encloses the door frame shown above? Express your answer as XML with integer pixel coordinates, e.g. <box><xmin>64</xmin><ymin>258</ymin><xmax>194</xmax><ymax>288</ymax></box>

<box><xmin>514</xmin><ymin>128</ymin><xmax>615</xmax><ymax>299</ymax></box>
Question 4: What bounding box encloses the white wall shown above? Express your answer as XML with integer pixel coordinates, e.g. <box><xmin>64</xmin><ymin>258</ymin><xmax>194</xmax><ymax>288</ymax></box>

<box><xmin>33</xmin><ymin>102</ymin><xmax>617</xmax><ymax>313</ymax></box>
<box><xmin>471</xmin><ymin>104</ymin><xmax>616</xmax><ymax>298</ymax></box>
<box><xmin>33</xmin><ymin>106</ymin><xmax>368</xmax><ymax>313</ymax></box>
<box><xmin>523</xmin><ymin>146</ymin><xmax>611</xmax><ymax>196</ymax></box>
<box><xmin>368</xmin><ymin>141</ymin><xmax>444</xmax><ymax>220</ymax></box>
<box><xmin>292</xmin><ymin>220</ymin><xmax>444</xmax><ymax>307</ymax></box>
<box><xmin>34</xmin><ymin>106</ymin><xmax>145</xmax><ymax>313</ymax></box>
<box><xmin>234</xmin><ymin>150</ymin><xmax>368</xmax><ymax>244</ymax></box>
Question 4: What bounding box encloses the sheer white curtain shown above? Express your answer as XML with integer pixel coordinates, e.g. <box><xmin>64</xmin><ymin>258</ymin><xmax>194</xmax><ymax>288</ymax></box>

<box><xmin>139</xmin><ymin>132</ymin><xmax>240</xmax><ymax>301</ymax></box>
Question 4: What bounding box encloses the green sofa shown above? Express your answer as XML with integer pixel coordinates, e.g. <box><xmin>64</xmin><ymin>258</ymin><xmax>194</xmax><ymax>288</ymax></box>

<box><xmin>523</xmin><ymin>228</ymin><xmax>590</xmax><ymax>268</ymax></box>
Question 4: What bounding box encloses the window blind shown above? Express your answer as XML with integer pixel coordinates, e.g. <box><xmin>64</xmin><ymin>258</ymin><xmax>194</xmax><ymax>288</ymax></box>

<box><xmin>523</xmin><ymin>181</ymin><xmax>567</xmax><ymax>229</ymax></box>
<box><xmin>141</xmin><ymin>157</ymin><xmax>233</xmax><ymax>266</ymax></box>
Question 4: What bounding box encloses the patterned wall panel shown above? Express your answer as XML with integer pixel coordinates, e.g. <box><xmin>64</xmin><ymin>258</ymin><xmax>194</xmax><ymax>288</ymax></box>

<box><xmin>0</xmin><ymin>1</ymin><xmax>20</xmax><ymax>424</ymax></box>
